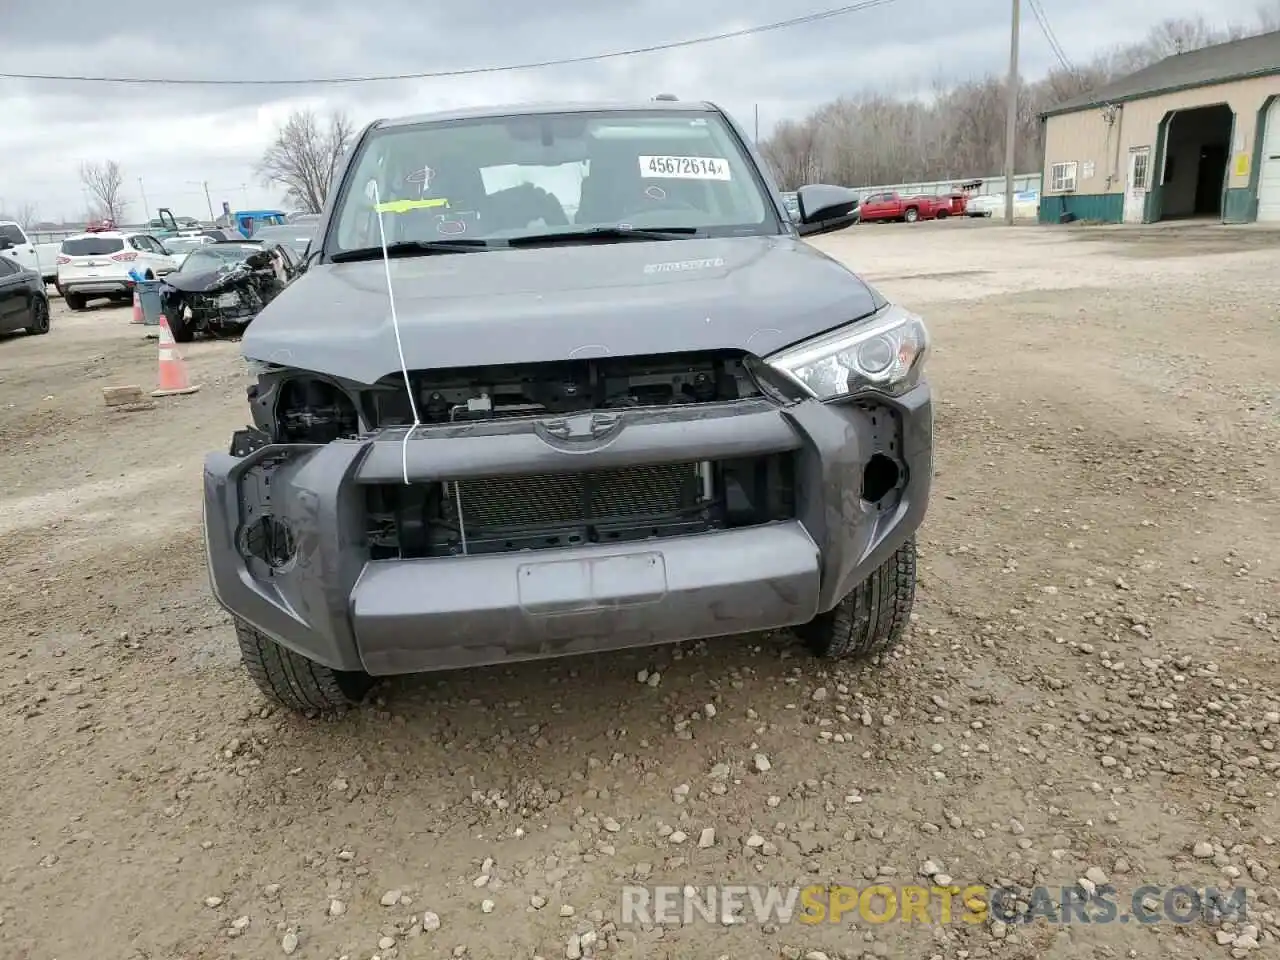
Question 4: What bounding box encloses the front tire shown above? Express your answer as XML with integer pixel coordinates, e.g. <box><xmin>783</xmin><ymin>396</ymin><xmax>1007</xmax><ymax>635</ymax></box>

<box><xmin>904</xmin><ymin>207</ymin><xmax>919</xmax><ymax>223</ymax></box>
<box><xmin>26</xmin><ymin>296</ymin><xmax>51</xmax><ymax>335</ymax></box>
<box><xmin>235</xmin><ymin>619</ymin><xmax>372</xmax><ymax>713</ymax></box>
<box><xmin>798</xmin><ymin>537</ymin><xmax>916</xmax><ymax>660</ymax></box>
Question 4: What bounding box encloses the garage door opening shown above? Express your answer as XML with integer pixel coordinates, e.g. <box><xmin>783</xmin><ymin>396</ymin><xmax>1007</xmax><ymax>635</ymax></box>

<box><xmin>1158</xmin><ymin>104</ymin><xmax>1233</xmax><ymax>220</ymax></box>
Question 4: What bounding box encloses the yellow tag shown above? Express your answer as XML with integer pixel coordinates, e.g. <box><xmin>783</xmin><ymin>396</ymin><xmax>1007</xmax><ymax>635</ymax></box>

<box><xmin>374</xmin><ymin>198</ymin><xmax>449</xmax><ymax>214</ymax></box>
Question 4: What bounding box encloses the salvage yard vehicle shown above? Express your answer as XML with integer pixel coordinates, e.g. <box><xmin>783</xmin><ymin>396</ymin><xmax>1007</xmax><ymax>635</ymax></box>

<box><xmin>159</xmin><ymin>234</ymin><xmax>214</xmax><ymax>270</ymax></box>
<box><xmin>0</xmin><ymin>238</ymin><xmax>51</xmax><ymax>336</ymax></box>
<box><xmin>246</xmin><ymin>222</ymin><xmax>315</xmax><ymax>259</ymax></box>
<box><xmin>203</xmin><ymin>98</ymin><xmax>933</xmax><ymax>713</ymax></box>
<box><xmin>55</xmin><ymin>230</ymin><xmax>181</xmax><ymax>310</ymax></box>
<box><xmin>858</xmin><ymin>191</ymin><xmax>945</xmax><ymax>223</ymax></box>
<box><xmin>0</xmin><ymin>220</ymin><xmax>57</xmax><ymax>285</ymax></box>
<box><xmin>160</xmin><ymin>239</ymin><xmax>300</xmax><ymax>342</ymax></box>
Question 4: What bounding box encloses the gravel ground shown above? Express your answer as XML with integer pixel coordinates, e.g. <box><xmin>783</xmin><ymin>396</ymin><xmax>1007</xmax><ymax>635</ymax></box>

<box><xmin>0</xmin><ymin>219</ymin><xmax>1277</xmax><ymax>960</ymax></box>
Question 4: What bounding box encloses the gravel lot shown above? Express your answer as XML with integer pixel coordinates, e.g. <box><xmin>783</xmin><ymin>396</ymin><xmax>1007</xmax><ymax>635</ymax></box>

<box><xmin>1</xmin><ymin>219</ymin><xmax>1277</xmax><ymax>960</ymax></box>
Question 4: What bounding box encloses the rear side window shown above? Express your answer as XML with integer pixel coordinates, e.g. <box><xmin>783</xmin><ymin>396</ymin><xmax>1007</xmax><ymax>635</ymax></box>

<box><xmin>0</xmin><ymin>224</ymin><xmax>25</xmax><ymax>245</ymax></box>
<box><xmin>62</xmin><ymin>237</ymin><xmax>125</xmax><ymax>256</ymax></box>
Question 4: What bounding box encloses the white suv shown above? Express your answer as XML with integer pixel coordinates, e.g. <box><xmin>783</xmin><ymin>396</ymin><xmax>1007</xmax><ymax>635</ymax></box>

<box><xmin>55</xmin><ymin>231</ymin><xmax>180</xmax><ymax>311</ymax></box>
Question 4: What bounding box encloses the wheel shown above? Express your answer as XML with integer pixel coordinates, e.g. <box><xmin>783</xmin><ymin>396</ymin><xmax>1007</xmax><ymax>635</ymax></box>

<box><xmin>25</xmin><ymin>296</ymin><xmax>51</xmax><ymax>335</ymax></box>
<box><xmin>234</xmin><ymin>619</ymin><xmax>372</xmax><ymax>713</ymax></box>
<box><xmin>904</xmin><ymin>208</ymin><xmax>919</xmax><ymax>223</ymax></box>
<box><xmin>797</xmin><ymin>537</ymin><xmax>916</xmax><ymax>660</ymax></box>
<box><xmin>935</xmin><ymin>209</ymin><xmax>948</xmax><ymax>220</ymax></box>
<box><xmin>64</xmin><ymin>292</ymin><xmax>86</xmax><ymax>311</ymax></box>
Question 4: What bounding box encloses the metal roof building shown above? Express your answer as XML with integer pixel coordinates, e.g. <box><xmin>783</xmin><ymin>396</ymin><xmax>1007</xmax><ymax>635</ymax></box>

<box><xmin>1037</xmin><ymin>30</ymin><xmax>1280</xmax><ymax>224</ymax></box>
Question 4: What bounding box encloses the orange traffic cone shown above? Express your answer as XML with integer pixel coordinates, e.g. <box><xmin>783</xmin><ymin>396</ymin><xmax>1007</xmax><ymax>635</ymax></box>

<box><xmin>150</xmin><ymin>316</ymin><xmax>201</xmax><ymax>398</ymax></box>
<box><xmin>130</xmin><ymin>289</ymin><xmax>143</xmax><ymax>323</ymax></box>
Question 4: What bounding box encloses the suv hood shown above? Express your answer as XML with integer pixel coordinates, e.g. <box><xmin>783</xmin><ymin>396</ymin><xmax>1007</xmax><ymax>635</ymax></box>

<box><xmin>241</xmin><ymin>235</ymin><xmax>884</xmax><ymax>384</ymax></box>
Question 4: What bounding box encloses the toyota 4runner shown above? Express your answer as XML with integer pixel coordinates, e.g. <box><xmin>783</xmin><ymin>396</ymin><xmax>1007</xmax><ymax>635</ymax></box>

<box><xmin>203</xmin><ymin>98</ymin><xmax>933</xmax><ymax>713</ymax></box>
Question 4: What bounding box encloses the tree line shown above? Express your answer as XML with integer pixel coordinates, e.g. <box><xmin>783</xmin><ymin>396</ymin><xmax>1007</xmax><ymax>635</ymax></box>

<box><xmin>10</xmin><ymin>7</ymin><xmax>1279</xmax><ymax>224</ymax></box>
<box><xmin>758</xmin><ymin>7</ymin><xmax>1280</xmax><ymax>190</ymax></box>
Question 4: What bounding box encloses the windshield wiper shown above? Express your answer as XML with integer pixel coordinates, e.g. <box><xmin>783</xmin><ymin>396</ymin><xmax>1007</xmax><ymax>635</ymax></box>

<box><xmin>508</xmin><ymin>225</ymin><xmax>703</xmax><ymax>247</ymax></box>
<box><xmin>330</xmin><ymin>239</ymin><xmax>490</xmax><ymax>262</ymax></box>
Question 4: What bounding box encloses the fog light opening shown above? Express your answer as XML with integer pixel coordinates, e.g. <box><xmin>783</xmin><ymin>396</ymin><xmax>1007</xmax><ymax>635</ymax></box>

<box><xmin>862</xmin><ymin>454</ymin><xmax>900</xmax><ymax>504</ymax></box>
<box><xmin>241</xmin><ymin>515</ymin><xmax>297</xmax><ymax>569</ymax></box>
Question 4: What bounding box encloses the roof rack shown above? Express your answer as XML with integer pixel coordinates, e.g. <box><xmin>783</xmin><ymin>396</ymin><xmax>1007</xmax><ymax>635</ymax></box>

<box><xmin>652</xmin><ymin>93</ymin><xmax>678</xmax><ymax>101</ymax></box>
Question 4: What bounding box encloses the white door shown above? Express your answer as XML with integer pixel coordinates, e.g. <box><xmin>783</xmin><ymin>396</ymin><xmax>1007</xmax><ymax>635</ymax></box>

<box><xmin>1123</xmin><ymin>147</ymin><xmax>1151</xmax><ymax>223</ymax></box>
<box><xmin>1257</xmin><ymin>99</ymin><xmax>1280</xmax><ymax>223</ymax></box>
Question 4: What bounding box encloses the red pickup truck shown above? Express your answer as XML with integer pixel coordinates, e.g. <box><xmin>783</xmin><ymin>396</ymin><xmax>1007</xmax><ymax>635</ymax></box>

<box><xmin>858</xmin><ymin>191</ymin><xmax>946</xmax><ymax>223</ymax></box>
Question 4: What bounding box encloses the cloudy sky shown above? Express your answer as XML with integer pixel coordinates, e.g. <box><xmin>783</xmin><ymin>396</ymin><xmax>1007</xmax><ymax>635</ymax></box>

<box><xmin>0</xmin><ymin>0</ymin><xmax>1268</xmax><ymax>225</ymax></box>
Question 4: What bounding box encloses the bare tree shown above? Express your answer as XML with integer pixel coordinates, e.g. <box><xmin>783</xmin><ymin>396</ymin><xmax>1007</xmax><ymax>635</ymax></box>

<box><xmin>8</xmin><ymin>202</ymin><xmax>39</xmax><ymax>229</ymax></box>
<box><xmin>760</xmin><ymin>15</ymin><xmax>1271</xmax><ymax>191</ymax></box>
<box><xmin>256</xmin><ymin>109</ymin><xmax>356</xmax><ymax>213</ymax></box>
<box><xmin>79</xmin><ymin>160</ymin><xmax>127</xmax><ymax>222</ymax></box>
<box><xmin>1257</xmin><ymin>0</ymin><xmax>1280</xmax><ymax>31</ymax></box>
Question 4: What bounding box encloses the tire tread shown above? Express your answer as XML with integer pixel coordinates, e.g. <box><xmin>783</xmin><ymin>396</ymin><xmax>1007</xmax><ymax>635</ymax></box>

<box><xmin>234</xmin><ymin>619</ymin><xmax>369</xmax><ymax>713</ymax></box>
<box><xmin>802</xmin><ymin>537</ymin><xmax>916</xmax><ymax>660</ymax></box>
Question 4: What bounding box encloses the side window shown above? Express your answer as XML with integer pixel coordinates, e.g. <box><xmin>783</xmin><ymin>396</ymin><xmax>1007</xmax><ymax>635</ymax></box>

<box><xmin>130</xmin><ymin>236</ymin><xmax>147</xmax><ymax>251</ymax></box>
<box><xmin>0</xmin><ymin>224</ymin><xmax>26</xmax><ymax>246</ymax></box>
<box><xmin>0</xmin><ymin>257</ymin><xmax>17</xmax><ymax>275</ymax></box>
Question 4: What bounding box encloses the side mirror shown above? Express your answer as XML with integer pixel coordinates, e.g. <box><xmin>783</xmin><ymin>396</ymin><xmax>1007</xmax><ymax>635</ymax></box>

<box><xmin>794</xmin><ymin>184</ymin><xmax>860</xmax><ymax>237</ymax></box>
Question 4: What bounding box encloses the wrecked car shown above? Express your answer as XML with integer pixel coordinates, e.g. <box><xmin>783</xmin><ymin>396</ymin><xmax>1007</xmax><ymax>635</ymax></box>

<box><xmin>160</xmin><ymin>239</ymin><xmax>299</xmax><ymax>342</ymax></box>
<box><xmin>203</xmin><ymin>98</ymin><xmax>933</xmax><ymax>714</ymax></box>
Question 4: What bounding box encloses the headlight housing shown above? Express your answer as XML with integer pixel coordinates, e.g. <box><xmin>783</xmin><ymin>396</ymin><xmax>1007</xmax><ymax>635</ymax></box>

<box><xmin>765</xmin><ymin>303</ymin><xmax>929</xmax><ymax>400</ymax></box>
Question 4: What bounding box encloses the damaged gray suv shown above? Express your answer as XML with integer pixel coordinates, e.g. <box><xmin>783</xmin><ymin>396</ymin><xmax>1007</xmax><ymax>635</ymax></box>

<box><xmin>203</xmin><ymin>99</ymin><xmax>933</xmax><ymax>713</ymax></box>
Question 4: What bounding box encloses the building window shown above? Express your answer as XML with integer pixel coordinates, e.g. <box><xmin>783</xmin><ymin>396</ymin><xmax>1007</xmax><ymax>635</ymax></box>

<box><xmin>1049</xmin><ymin>162</ymin><xmax>1078</xmax><ymax>192</ymax></box>
<box><xmin>1131</xmin><ymin>150</ymin><xmax>1150</xmax><ymax>189</ymax></box>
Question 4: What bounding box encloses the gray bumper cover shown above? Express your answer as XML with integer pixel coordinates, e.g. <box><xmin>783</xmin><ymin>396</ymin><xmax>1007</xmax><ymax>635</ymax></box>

<box><xmin>203</xmin><ymin>391</ymin><xmax>931</xmax><ymax>675</ymax></box>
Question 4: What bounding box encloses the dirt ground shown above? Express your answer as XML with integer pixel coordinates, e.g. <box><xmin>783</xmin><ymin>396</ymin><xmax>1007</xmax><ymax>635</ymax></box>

<box><xmin>1</xmin><ymin>219</ymin><xmax>1277</xmax><ymax>960</ymax></box>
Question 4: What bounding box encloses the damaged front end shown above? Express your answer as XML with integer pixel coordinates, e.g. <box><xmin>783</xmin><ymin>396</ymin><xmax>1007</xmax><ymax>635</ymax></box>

<box><xmin>160</xmin><ymin>244</ymin><xmax>294</xmax><ymax>341</ymax></box>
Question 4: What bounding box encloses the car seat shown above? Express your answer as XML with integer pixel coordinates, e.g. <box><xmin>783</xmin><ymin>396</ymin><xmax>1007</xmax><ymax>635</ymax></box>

<box><xmin>483</xmin><ymin>182</ymin><xmax>569</xmax><ymax>232</ymax></box>
<box><xmin>387</xmin><ymin>158</ymin><xmax>487</xmax><ymax>241</ymax></box>
<box><xmin>575</xmin><ymin>144</ymin><xmax>645</xmax><ymax>225</ymax></box>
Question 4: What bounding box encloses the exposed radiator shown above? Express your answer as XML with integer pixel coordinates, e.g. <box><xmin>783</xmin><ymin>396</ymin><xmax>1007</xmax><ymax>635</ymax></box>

<box><xmin>443</xmin><ymin>462</ymin><xmax>703</xmax><ymax>529</ymax></box>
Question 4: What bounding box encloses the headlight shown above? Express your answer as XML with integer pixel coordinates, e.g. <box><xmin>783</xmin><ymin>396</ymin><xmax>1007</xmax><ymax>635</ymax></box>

<box><xmin>765</xmin><ymin>303</ymin><xmax>929</xmax><ymax>400</ymax></box>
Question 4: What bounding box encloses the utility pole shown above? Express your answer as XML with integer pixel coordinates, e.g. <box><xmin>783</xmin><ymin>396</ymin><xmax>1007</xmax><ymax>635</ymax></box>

<box><xmin>1003</xmin><ymin>0</ymin><xmax>1021</xmax><ymax>226</ymax></box>
<box><xmin>754</xmin><ymin>103</ymin><xmax>760</xmax><ymax>142</ymax></box>
<box><xmin>138</xmin><ymin>177</ymin><xmax>151</xmax><ymax>219</ymax></box>
<box><xmin>187</xmin><ymin>180</ymin><xmax>215</xmax><ymax>222</ymax></box>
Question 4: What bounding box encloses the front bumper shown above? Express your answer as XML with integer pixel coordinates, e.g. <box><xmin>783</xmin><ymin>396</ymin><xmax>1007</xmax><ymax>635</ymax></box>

<box><xmin>203</xmin><ymin>388</ymin><xmax>932</xmax><ymax>675</ymax></box>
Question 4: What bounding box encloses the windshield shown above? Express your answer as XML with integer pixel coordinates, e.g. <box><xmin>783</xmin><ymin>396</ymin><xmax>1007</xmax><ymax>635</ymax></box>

<box><xmin>328</xmin><ymin>109</ymin><xmax>777</xmax><ymax>253</ymax></box>
<box><xmin>62</xmin><ymin>236</ymin><xmax>124</xmax><ymax>256</ymax></box>
<box><xmin>180</xmin><ymin>244</ymin><xmax>262</xmax><ymax>273</ymax></box>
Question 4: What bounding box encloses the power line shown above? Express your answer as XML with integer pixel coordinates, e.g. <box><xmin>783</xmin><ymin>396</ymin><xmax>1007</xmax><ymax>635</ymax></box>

<box><xmin>1026</xmin><ymin>0</ymin><xmax>1076</xmax><ymax>74</ymax></box>
<box><xmin>0</xmin><ymin>0</ymin><xmax>897</xmax><ymax>86</ymax></box>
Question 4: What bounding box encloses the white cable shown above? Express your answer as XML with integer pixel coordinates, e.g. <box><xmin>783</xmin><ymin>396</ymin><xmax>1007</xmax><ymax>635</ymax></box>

<box><xmin>369</xmin><ymin>180</ymin><xmax>421</xmax><ymax>485</ymax></box>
